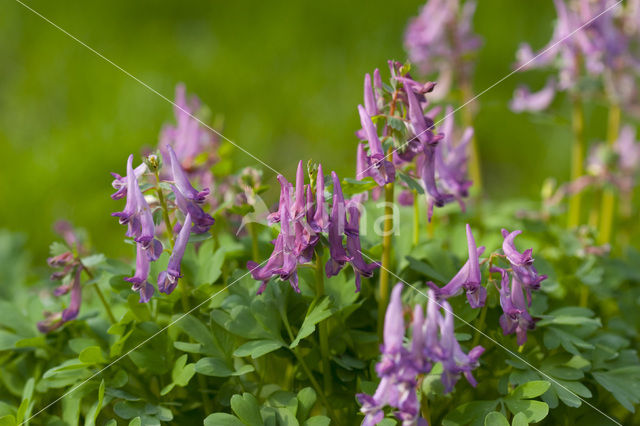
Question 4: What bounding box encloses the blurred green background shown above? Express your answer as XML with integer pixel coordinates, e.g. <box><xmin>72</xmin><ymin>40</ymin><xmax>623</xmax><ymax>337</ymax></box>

<box><xmin>1</xmin><ymin>0</ymin><xmax>612</xmax><ymax>262</ymax></box>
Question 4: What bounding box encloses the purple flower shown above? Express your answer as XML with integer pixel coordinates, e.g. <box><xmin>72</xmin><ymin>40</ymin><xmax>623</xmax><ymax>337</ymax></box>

<box><xmin>167</xmin><ymin>144</ymin><xmax>210</xmax><ymax>204</ymax></box>
<box><xmin>311</xmin><ymin>164</ymin><xmax>329</xmax><ymax>232</ymax></box>
<box><xmin>510</xmin><ymin>78</ymin><xmax>557</xmax><ymax>113</ymax></box>
<box><xmin>345</xmin><ymin>204</ymin><xmax>379</xmax><ymax>292</ymax></box>
<box><xmin>494</xmin><ymin>267</ymin><xmax>536</xmax><ymax>346</ymax></box>
<box><xmin>404</xmin><ymin>0</ymin><xmax>482</xmax><ymax>95</ymax></box>
<box><xmin>325</xmin><ymin>171</ymin><xmax>351</xmax><ymax>277</ymax></box>
<box><xmin>432</xmin><ymin>225</ymin><xmax>486</xmax><ymax>307</ymax></box>
<box><xmin>435</xmin><ymin>106</ymin><xmax>473</xmax><ymax>206</ymax></box>
<box><xmin>501</xmin><ymin>229</ymin><xmax>547</xmax><ymax>303</ymax></box>
<box><xmin>364</xmin><ymin>72</ymin><xmax>379</xmax><ymax>116</ymax></box>
<box><xmin>38</xmin><ymin>267</ymin><xmax>83</xmax><ymax>333</ymax></box>
<box><xmin>112</xmin><ymin>155</ymin><xmax>157</xmax><ymax>248</ymax></box>
<box><xmin>158</xmin><ymin>214</ymin><xmax>192</xmax><ymax>295</ymax></box>
<box><xmin>358</xmin><ymin>105</ymin><xmax>396</xmax><ymax>186</ymax></box>
<box><xmin>125</xmin><ymin>242</ymin><xmax>156</xmax><ymax>303</ymax></box>
<box><xmin>247</xmin><ymin>175</ymin><xmax>300</xmax><ymax>294</ymax></box>
<box><xmin>110</xmin><ymin>162</ymin><xmax>147</xmax><ymax>200</ymax></box>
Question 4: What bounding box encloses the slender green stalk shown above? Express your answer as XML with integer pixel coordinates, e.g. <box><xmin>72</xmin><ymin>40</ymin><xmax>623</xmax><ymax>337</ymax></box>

<box><xmin>249</xmin><ymin>222</ymin><xmax>259</xmax><ymax>262</ymax></box>
<box><xmin>461</xmin><ymin>80</ymin><xmax>482</xmax><ymax>193</ymax></box>
<box><xmin>378</xmin><ymin>179</ymin><xmax>395</xmax><ymax>339</ymax></box>
<box><xmin>81</xmin><ymin>263</ymin><xmax>116</xmax><ymax>324</ymax></box>
<box><xmin>420</xmin><ymin>392</ymin><xmax>431</xmax><ymax>426</ymax></box>
<box><xmin>598</xmin><ymin>103</ymin><xmax>621</xmax><ymax>244</ymax></box>
<box><xmin>412</xmin><ymin>191</ymin><xmax>420</xmax><ymax>247</ymax></box>
<box><xmin>154</xmin><ymin>170</ymin><xmax>175</xmax><ymax>246</ymax></box>
<box><xmin>568</xmin><ymin>95</ymin><xmax>585</xmax><ymax>228</ymax></box>
<box><xmin>471</xmin><ymin>304</ymin><xmax>488</xmax><ymax>348</ymax></box>
<box><xmin>315</xmin><ymin>254</ymin><xmax>332</xmax><ymax>394</ymax></box>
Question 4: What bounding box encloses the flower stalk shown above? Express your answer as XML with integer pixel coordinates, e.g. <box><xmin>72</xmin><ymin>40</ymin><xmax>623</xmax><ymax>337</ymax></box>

<box><xmin>315</xmin><ymin>252</ymin><xmax>332</xmax><ymax>395</ymax></box>
<box><xmin>598</xmin><ymin>103</ymin><xmax>621</xmax><ymax>244</ymax></box>
<box><xmin>378</xmin><ymin>177</ymin><xmax>395</xmax><ymax>339</ymax></box>
<box><xmin>568</xmin><ymin>94</ymin><xmax>585</xmax><ymax>228</ymax></box>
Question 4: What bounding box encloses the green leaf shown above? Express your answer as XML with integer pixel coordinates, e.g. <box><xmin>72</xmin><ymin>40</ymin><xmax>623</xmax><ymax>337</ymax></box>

<box><xmin>484</xmin><ymin>412</ymin><xmax>509</xmax><ymax>426</ymax></box>
<box><xmin>303</xmin><ymin>417</ymin><xmax>330</xmax><ymax>426</ymax></box>
<box><xmin>231</xmin><ymin>393</ymin><xmax>263</xmax><ymax>425</ymax></box>
<box><xmin>406</xmin><ymin>256</ymin><xmax>447</xmax><ymax>283</ymax></box>
<box><xmin>397</xmin><ymin>171</ymin><xmax>424</xmax><ymax>194</ymax></box>
<box><xmin>592</xmin><ymin>366</ymin><xmax>640</xmax><ymax>412</ymax></box>
<box><xmin>290</xmin><ymin>297</ymin><xmax>333</xmax><ymax>348</ymax></box>
<box><xmin>296</xmin><ymin>387</ymin><xmax>316</xmax><ymax>421</ymax></box>
<box><xmin>443</xmin><ymin>400</ymin><xmax>498</xmax><ymax>426</ymax></box>
<box><xmin>172</xmin><ymin>354</ymin><xmax>196</xmax><ymax>386</ymax></box>
<box><xmin>503</xmin><ymin>400</ymin><xmax>548</xmax><ymax>423</ymax></box>
<box><xmin>195</xmin><ymin>358</ymin><xmax>254</xmax><ymax>377</ymax></box>
<box><xmin>128</xmin><ymin>418</ymin><xmax>141</xmax><ymax>426</ymax></box>
<box><xmin>0</xmin><ymin>415</ymin><xmax>16</xmax><ymax>426</ymax></box>
<box><xmin>84</xmin><ymin>379</ymin><xmax>105</xmax><ymax>426</ymax></box>
<box><xmin>79</xmin><ymin>346</ymin><xmax>106</xmax><ymax>364</ymax></box>
<box><xmin>511</xmin><ymin>413</ymin><xmax>528</xmax><ymax>426</ymax></box>
<box><xmin>233</xmin><ymin>339</ymin><xmax>283</xmax><ymax>359</ymax></box>
<box><xmin>203</xmin><ymin>413</ymin><xmax>245</xmax><ymax>426</ymax></box>
<box><xmin>511</xmin><ymin>381</ymin><xmax>551</xmax><ymax>399</ymax></box>
<box><xmin>196</xmin><ymin>244</ymin><xmax>225</xmax><ymax>286</ymax></box>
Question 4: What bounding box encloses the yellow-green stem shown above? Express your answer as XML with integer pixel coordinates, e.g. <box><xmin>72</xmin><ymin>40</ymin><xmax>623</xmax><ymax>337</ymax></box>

<box><xmin>315</xmin><ymin>254</ymin><xmax>332</xmax><ymax>395</ymax></box>
<box><xmin>93</xmin><ymin>284</ymin><xmax>116</xmax><ymax>324</ymax></box>
<box><xmin>249</xmin><ymin>222</ymin><xmax>259</xmax><ymax>262</ymax></box>
<box><xmin>598</xmin><ymin>104</ymin><xmax>621</xmax><ymax>244</ymax></box>
<box><xmin>154</xmin><ymin>170</ymin><xmax>175</xmax><ymax>246</ymax></box>
<box><xmin>568</xmin><ymin>95</ymin><xmax>585</xmax><ymax>228</ymax></box>
<box><xmin>412</xmin><ymin>191</ymin><xmax>420</xmax><ymax>247</ymax></box>
<box><xmin>461</xmin><ymin>80</ymin><xmax>482</xmax><ymax>193</ymax></box>
<box><xmin>471</xmin><ymin>304</ymin><xmax>488</xmax><ymax>347</ymax></box>
<box><xmin>378</xmin><ymin>180</ymin><xmax>395</xmax><ymax>339</ymax></box>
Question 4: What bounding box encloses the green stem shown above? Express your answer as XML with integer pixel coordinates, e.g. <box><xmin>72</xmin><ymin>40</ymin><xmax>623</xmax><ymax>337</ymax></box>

<box><xmin>154</xmin><ymin>170</ymin><xmax>175</xmax><ymax>247</ymax></box>
<box><xmin>461</xmin><ymin>79</ymin><xmax>482</xmax><ymax>193</ymax></box>
<box><xmin>412</xmin><ymin>191</ymin><xmax>419</xmax><ymax>247</ymax></box>
<box><xmin>249</xmin><ymin>222</ymin><xmax>259</xmax><ymax>262</ymax></box>
<box><xmin>471</xmin><ymin>303</ymin><xmax>488</xmax><ymax>347</ymax></box>
<box><xmin>420</xmin><ymin>392</ymin><xmax>431</xmax><ymax>426</ymax></box>
<box><xmin>315</xmin><ymin>254</ymin><xmax>332</xmax><ymax>395</ymax></box>
<box><xmin>378</xmin><ymin>179</ymin><xmax>395</xmax><ymax>340</ymax></box>
<box><xmin>598</xmin><ymin>103</ymin><xmax>621</xmax><ymax>245</ymax></box>
<box><xmin>568</xmin><ymin>95</ymin><xmax>585</xmax><ymax>228</ymax></box>
<box><xmin>93</xmin><ymin>284</ymin><xmax>116</xmax><ymax>324</ymax></box>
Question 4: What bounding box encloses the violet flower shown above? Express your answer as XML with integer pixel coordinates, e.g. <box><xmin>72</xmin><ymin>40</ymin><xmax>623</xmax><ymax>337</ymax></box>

<box><xmin>493</xmin><ymin>267</ymin><xmax>536</xmax><ymax>346</ymax></box>
<box><xmin>501</xmin><ymin>229</ymin><xmax>547</xmax><ymax>303</ymax></box>
<box><xmin>38</xmin><ymin>267</ymin><xmax>83</xmax><ymax>333</ymax></box>
<box><xmin>167</xmin><ymin>144</ymin><xmax>210</xmax><ymax>204</ymax></box>
<box><xmin>325</xmin><ymin>171</ymin><xmax>351</xmax><ymax>277</ymax></box>
<box><xmin>358</xmin><ymin>105</ymin><xmax>396</xmax><ymax>186</ymax></box>
<box><xmin>158</xmin><ymin>213</ymin><xmax>192</xmax><ymax>295</ymax></box>
<box><xmin>510</xmin><ymin>78</ymin><xmax>557</xmax><ymax>113</ymax></box>
<box><xmin>404</xmin><ymin>0</ymin><xmax>482</xmax><ymax>96</ymax></box>
<box><xmin>247</xmin><ymin>175</ymin><xmax>300</xmax><ymax>294</ymax></box>
<box><xmin>345</xmin><ymin>203</ymin><xmax>379</xmax><ymax>292</ymax></box>
<box><xmin>125</xmin><ymin>243</ymin><xmax>156</xmax><ymax>303</ymax></box>
<box><xmin>429</xmin><ymin>224</ymin><xmax>486</xmax><ymax>308</ymax></box>
<box><xmin>110</xmin><ymin>162</ymin><xmax>147</xmax><ymax>200</ymax></box>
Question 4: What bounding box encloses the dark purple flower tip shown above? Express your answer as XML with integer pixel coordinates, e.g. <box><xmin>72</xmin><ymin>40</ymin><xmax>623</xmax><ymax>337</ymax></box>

<box><xmin>131</xmin><ymin>281</ymin><xmax>154</xmax><ymax>303</ymax></box>
<box><xmin>167</xmin><ymin>144</ymin><xmax>210</xmax><ymax>203</ymax></box>
<box><xmin>501</xmin><ymin>229</ymin><xmax>534</xmax><ymax>266</ymax></box>
<box><xmin>171</xmin><ymin>184</ymin><xmax>215</xmax><ymax>234</ymax></box>
<box><xmin>110</xmin><ymin>162</ymin><xmax>147</xmax><ymax>200</ymax></box>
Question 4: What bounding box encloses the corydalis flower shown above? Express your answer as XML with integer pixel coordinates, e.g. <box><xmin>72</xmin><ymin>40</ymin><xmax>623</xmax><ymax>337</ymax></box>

<box><xmin>429</xmin><ymin>224</ymin><xmax>486</xmax><ymax>308</ymax></box>
<box><xmin>110</xmin><ymin>162</ymin><xmax>147</xmax><ymax>200</ymax></box>
<box><xmin>112</xmin><ymin>155</ymin><xmax>158</xmax><ymax>249</ymax></box>
<box><xmin>357</xmin><ymin>105</ymin><xmax>396</xmax><ymax>186</ymax></box>
<box><xmin>158</xmin><ymin>214</ymin><xmax>192</xmax><ymax>295</ymax></box>
<box><xmin>358</xmin><ymin>284</ymin><xmax>483</xmax><ymax>425</ymax></box>
<box><xmin>325</xmin><ymin>172</ymin><xmax>378</xmax><ymax>291</ymax></box>
<box><xmin>436</xmin><ymin>106</ymin><xmax>474</xmax><ymax>205</ymax></box>
<box><xmin>38</xmin><ymin>267</ymin><xmax>83</xmax><ymax>333</ymax></box>
<box><xmin>404</xmin><ymin>0</ymin><xmax>482</xmax><ymax>96</ymax></box>
<box><xmin>125</xmin><ymin>242</ymin><xmax>157</xmax><ymax>303</ymax></box>
<box><xmin>493</xmin><ymin>267</ymin><xmax>536</xmax><ymax>346</ymax></box>
<box><xmin>501</xmin><ymin>228</ymin><xmax>547</xmax><ymax>303</ymax></box>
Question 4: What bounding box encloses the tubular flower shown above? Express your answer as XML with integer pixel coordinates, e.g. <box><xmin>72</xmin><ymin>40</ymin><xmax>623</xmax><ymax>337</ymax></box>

<box><xmin>38</xmin><ymin>267</ymin><xmax>83</xmax><ymax>333</ymax></box>
<box><xmin>429</xmin><ymin>224</ymin><xmax>486</xmax><ymax>308</ymax></box>
<box><xmin>358</xmin><ymin>284</ymin><xmax>483</xmax><ymax>425</ymax></box>
<box><xmin>510</xmin><ymin>78</ymin><xmax>557</xmax><ymax>113</ymax></box>
<box><xmin>493</xmin><ymin>267</ymin><xmax>536</xmax><ymax>346</ymax></box>
<box><xmin>357</xmin><ymin>105</ymin><xmax>396</xmax><ymax>186</ymax></box>
<box><xmin>110</xmin><ymin>162</ymin><xmax>147</xmax><ymax>200</ymax></box>
<box><xmin>125</xmin><ymin>242</ymin><xmax>156</xmax><ymax>303</ymax></box>
<box><xmin>345</xmin><ymin>203</ymin><xmax>379</xmax><ymax>292</ymax></box>
<box><xmin>247</xmin><ymin>175</ymin><xmax>301</xmax><ymax>294</ymax></box>
<box><xmin>501</xmin><ymin>229</ymin><xmax>547</xmax><ymax>303</ymax></box>
<box><xmin>325</xmin><ymin>171</ymin><xmax>351</xmax><ymax>277</ymax></box>
<box><xmin>158</xmin><ymin>214</ymin><xmax>192</xmax><ymax>295</ymax></box>
<box><xmin>436</xmin><ymin>106</ymin><xmax>473</xmax><ymax>206</ymax></box>
<box><xmin>404</xmin><ymin>0</ymin><xmax>482</xmax><ymax>96</ymax></box>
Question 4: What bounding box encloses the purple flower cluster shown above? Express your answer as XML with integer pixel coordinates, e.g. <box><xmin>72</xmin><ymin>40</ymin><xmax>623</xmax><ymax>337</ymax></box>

<box><xmin>428</xmin><ymin>224</ymin><xmax>486</xmax><ymax>308</ymax></box>
<box><xmin>112</xmin><ymin>145</ymin><xmax>214</xmax><ymax>302</ymax></box>
<box><xmin>404</xmin><ymin>0</ymin><xmax>482</xmax><ymax>97</ymax></box>
<box><xmin>493</xmin><ymin>229</ymin><xmax>548</xmax><ymax>345</ymax></box>
<box><xmin>358</xmin><ymin>284</ymin><xmax>483</xmax><ymax>425</ymax></box>
<box><xmin>355</xmin><ymin>63</ymin><xmax>474</xmax><ymax>220</ymax></box>
<box><xmin>38</xmin><ymin>222</ymin><xmax>86</xmax><ymax>333</ymax></box>
<box><xmin>511</xmin><ymin>0</ymin><xmax>640</xmax><ymax>112</ymax></box>
<box><xmin>247</xmin><ymin>162</ymin><xmax>378</xmax><ymax>294</ymax></box>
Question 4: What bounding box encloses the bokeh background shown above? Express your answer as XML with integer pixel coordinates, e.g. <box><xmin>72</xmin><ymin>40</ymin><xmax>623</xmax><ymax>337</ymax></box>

<box><xmin>0</xmin><ymin>0</ymin><xmax>613</xmax><ymax>262</ymax></box>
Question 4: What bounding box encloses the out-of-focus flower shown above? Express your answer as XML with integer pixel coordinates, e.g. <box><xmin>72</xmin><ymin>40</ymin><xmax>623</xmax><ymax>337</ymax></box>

<box><xmin>404</xmin><ymin>0</ymin><xmax>482</xmax><ymax>96</ymax></box>
<box><xmin>436</xmin><ymin>107</ymin><xmax>473</xmax><ymax>207</ymax></box>
<box><xmin>510</xmin><ymin>78</ymin><xmax>557</xmax><ymax>113</ymax></box>
<box><xmin>38</xmin><ymin>267</ymin><xmax>83</xmax><ymax>333</ymax></box>
<box><xmin>429</xmin><ymin>224</ymin><xmax>486</xmax><ymax>307</ymax></box>
<box><xmin>158</xmin><ymin>214</ymin><xmax>192</xmax><ymax>295</ymax></box>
